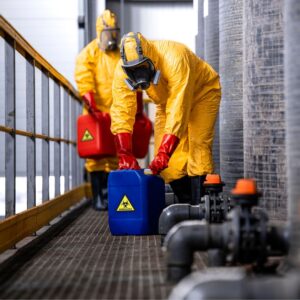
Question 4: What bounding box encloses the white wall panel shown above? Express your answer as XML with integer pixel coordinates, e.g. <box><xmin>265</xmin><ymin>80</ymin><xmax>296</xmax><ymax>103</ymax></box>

<box><xmin>0</xmin><ymin>0</ymin><xmax>79</xmax><ymax>84</ymax></box>
<box><xmin>108</xmin><ymin>1</ymin><xmax>194</xmax><ymax>51</ymax></box>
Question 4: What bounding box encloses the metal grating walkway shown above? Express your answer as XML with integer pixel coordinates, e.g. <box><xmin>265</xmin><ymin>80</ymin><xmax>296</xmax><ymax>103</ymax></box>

<box><xmin>0</xmin><ymin>207</ymin><xmax>207</xmax><ymax>299</ymax></box>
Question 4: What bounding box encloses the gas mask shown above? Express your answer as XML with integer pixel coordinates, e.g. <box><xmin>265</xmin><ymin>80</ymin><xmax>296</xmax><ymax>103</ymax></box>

<box><xmin>120</xmin><ymin>33</ymin><xmax>160</xmax><ymax>91</ymax></box>
<box><xmin>98</xmin><ymin>14</ymin><xmax>120</xmax><ymax>52</ymax></box>
<box><xmin>99</xmin><ymin>27</ymin><xmax>120</xmax><ymax>51</ymax></box>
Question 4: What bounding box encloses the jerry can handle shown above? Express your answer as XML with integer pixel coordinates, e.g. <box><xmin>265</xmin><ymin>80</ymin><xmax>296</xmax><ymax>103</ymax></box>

<box><xmin>144</xmin><ymin>168</ymin><xmax>153</xmax><ymax>175</ymax></box>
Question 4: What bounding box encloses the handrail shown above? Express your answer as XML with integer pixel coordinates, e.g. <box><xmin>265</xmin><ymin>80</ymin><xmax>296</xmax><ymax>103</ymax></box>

<box><xmin>0</xmin><ymin>125</ymin><xmax>76</xmax><ymax>145</ymax></box>
<box><xmin>0</xmin><ymin>15</ymin><xmax>81</xmax><ymax>102</ymax></box>
<box><xmin>1</xmin><ymin>14</ymin><xmax>85</xmax><ymax>218</ymax></box>
<box><xmin>0</xmin><ymin>183</ymin><xmax>92</xmax><ymax>254</ymax></box>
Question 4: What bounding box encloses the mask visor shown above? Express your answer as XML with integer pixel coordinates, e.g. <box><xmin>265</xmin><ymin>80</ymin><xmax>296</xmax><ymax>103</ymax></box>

<box><xmin>99</xmin><ymin>28</ymin><xmax>120</xmax><ymax>51</ymax></box>
<box><xmin>122</xmin><ymin>59</ymin><xmax>155</xmax><ymax>90</ymax></box>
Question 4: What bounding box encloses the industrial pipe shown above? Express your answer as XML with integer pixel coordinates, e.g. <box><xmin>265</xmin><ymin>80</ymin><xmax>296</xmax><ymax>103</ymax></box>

<box><xmin>165</xmin><ymin>179</ymin><xmax>288</xmax><ymax>282</ymax></box>
<box><xmin>159</xmin><ymin>174</ymin><xmax>227</xmax><ymax>244</ymax></box>
<box><xmin>164</xmin><ymin>220</ymin><xmax>223</xmax><ymax>282</ymax></box>
<box><xmin>159</xmin><ymin>204</ymin><xmax>205</xmax><ymax>244</ymax></box>
<box><xmin>169</xmin><ymin>268</ymin><xmax>299</xmax><ymax>300</ymax></box>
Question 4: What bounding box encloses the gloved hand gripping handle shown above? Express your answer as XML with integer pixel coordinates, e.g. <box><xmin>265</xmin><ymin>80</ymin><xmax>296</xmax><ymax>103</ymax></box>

<box><xmin>82</xmin><ymin>92</ymin><xmax>100</xmax><ymax>116</ymax></box>
<box><xmin>149</xmin><ymin>134</ymin><xmax>179</xmax><ymax>175</ymax></box>
<box><xmin>115</xmin><ymin>133</ymin><xmax>141</xmax><ymax>170</ymax></box>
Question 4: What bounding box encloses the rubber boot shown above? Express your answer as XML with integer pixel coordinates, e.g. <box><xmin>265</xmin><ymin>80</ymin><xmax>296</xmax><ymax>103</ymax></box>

<box><xmin>100</xmin><ymin>171</ymin><xmax>109</xmax><ymax>209</ymax></box>
<box><xmin>169</xmin><ymin>176</ymin><xmax>192</xmax><ymax>204</ymax></box>
<box><xmin>190</xmin><ymin>175</ymin><xmax>207</xmax><ymax>205</ymax></box>
<box><xmin>90</xmin><ymin>171</ymin><xmax>107</xmax><ymax>211</ymax></box>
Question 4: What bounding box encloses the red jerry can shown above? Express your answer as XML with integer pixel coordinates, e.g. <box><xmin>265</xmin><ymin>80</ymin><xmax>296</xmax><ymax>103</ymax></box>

<box><xmin>77</xmin><ymin>112</ymin><xmax>116</xmax><ymax>159</ymax></box>
<box><xmin>132</xmin><ymin>92</ymin><xmax>152</xmax><ymax>158</ymax></box>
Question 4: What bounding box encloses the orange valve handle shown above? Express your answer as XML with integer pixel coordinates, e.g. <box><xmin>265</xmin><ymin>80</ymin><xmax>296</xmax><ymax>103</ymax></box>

<box><xmin>204</xmin><ymin>174</ymin><xmax>222</xmax><ymax>185</ymax></box>
<box><xmin>231</xmin><ymin>178</ymin><xmax>258</xmax><ymax>195</ymax></box>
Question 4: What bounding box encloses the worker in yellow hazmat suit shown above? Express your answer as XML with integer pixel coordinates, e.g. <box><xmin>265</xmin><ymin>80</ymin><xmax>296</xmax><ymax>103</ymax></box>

<box><xmin>74</xmin><ymin>10</ymin><xmax>120</xmax><ymax>210</ymax></box>
<box><xmin>111</xmin><ymin>32</ymin><xmax>221</xmax><ymax>204</ymax></box>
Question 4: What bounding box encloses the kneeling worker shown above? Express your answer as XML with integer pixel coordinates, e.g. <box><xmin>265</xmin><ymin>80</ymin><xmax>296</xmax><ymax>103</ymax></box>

<box><xmin>110</xmin><ymin>32</ymin><xmax>221</xmax><ymax>204</ymax></box>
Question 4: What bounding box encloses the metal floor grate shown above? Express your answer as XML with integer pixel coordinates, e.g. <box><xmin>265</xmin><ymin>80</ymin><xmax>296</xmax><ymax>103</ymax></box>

<box><xmin>0</xmin><ymin>207</ymin><xmax>207</xmax><ymax>299</ymax></box>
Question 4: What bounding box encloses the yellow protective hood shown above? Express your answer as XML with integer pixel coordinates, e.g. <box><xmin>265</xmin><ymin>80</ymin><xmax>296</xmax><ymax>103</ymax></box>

<box><xmin>120</xmin><ymin>32</ymin><xmax>160</xmax><ymax>90</ymax></box>
<box><xmin>96</xmin><ymin>10</ymin><xmax>118</xmax><ymax>40</ymax></box>
<box><xmin>121</xmin><ymin>32</ymin><xmax>156</xmax><ymax>65</ymax></box>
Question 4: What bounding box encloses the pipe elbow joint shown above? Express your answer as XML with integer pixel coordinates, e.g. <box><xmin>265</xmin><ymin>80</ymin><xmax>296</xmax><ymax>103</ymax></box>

<box><xmin>164</xmin><ymin>220</ymin><xmax>211</xmax><ymax>282</ymax></box>
<box><xmin>159</xmin><ymin>204</ymin><xmax>204</xmax><ymax>237</ymax></box>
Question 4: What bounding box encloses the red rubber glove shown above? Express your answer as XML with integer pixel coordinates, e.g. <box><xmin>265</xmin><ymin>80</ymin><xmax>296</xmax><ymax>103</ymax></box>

<box><xmin>149</xmin><ymin>134</ymin><xmax>179</xmax><ymax>175</ymax></box>
<box><xmin>115</xmin><ymin>133</ymin><xmax>141</xmax><ymax>170</ymax></box>
<box><xmin>82</xmin><ymin>91</ymin><xmax>105</xmax><ymax>122</ymax></box>
<box><xmin>82</xmin><ymin>92</ymin><xmax>99</xmax><ymax>115</ymax></box>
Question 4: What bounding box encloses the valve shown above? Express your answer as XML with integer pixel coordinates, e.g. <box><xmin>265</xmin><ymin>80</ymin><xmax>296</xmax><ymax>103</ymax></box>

<box><xmin>159</xmin><ymin>174</ymin><xmax>230</xmax><ymax>244</ymax></box>
<box><xmin>203</xmin><ymin>174</ymin><xmax>228</xmax><ymax>223</ymax></box>
<box><xmin>225</xmin><ymin>179</ymin><xmax>267</xmax><ymax>265</ymax></box>
<box><xmin>164</xmin><ymin>178</ymin><xmax>289</xmax><ymax>282</ymax></box>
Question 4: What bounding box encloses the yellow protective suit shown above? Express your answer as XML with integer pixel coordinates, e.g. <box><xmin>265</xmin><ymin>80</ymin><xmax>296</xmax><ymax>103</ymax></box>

<box><xmin>111</xmin><ymin>33</ymin><xmax>221</xmax><ymax>183</ymax></box>
<box><xmin>74</xmin><ymin>10</ymin><xmax>120</xmax><ymax>173</ymax></box>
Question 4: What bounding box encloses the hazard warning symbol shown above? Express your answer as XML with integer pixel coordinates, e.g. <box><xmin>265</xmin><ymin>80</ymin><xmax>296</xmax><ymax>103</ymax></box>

<box><xmin>82</xmin><ymin>129</ymin><xmax>94</xmax><ymax>142</ymax></box>
<box><xmin>116</xmin><ymin>195</ymin><xmax>135</xmax><ymax>211</ymax></box>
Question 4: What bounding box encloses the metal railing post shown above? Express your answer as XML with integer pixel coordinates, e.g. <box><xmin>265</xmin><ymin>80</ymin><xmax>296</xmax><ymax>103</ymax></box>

<box><xmin>5</xmin><ymin>35</ymin><xmax>16</xmax><ymax>217</ymax></box>
<box><xmin>0</xmin><ymin>16</ymin><xmax>83</xmax><ymax>219</ymax></box>
<box><xmin>26</xmin><ymin>55</ymin><xmax>36</xmax><ymax>208</ymax></box>
<box><xmin>53</xmin><ymin>81</ymin><xmax>61</xmax><ymax>196</ymax></box>
<box><xmin>42</xmin><ymin>69</ymin><xmax>50</xmax><ymax>202</ymax></box>
<box><xmin>64</xmin><ymin>89</ymin><xmax>70</xmax><ymax>192</ymax></box>
<box><xmin>71</xmin><ymin>97</ymin><xmax>77</xmax><ymax>188</ymax></box>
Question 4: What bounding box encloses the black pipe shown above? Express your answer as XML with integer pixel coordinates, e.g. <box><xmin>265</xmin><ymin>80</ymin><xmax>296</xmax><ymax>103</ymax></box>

<box><xmin>169</xmin><ymin>269</ymin><xmax>300</xmax><ymax>300</ymax></box>
<box><xmin>168</xmin><ymin>267</ymin><xmax>246</xmax><ymax>300</ymax></box>
<box><xmin>164</xmin><ymin>220</ymin><xmax>223</xmax><ymax>282</ymax></box>
<box><xmin>159</xmin><ymin>204</ymin><xmax>205</xmax><ymax>244</ymax></box>
<box><xmin>165</xmin><ymin>207</ymin><xmax>288</xmax><ymax>282</ymax></box>
<box><xmin>268</xmin><ymin>225</ymin><xmax>289</xmax><ymax>255</ymax></box>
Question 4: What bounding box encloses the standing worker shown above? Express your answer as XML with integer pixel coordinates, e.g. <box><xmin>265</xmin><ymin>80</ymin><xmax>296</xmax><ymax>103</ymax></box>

<box><xmin>74</xmin><ymin>10</ymin><xmax>120</xmax><ymax>210</ymax></box>
<box><xmin>111</xmin><ymin>32</ymin><xmax>221</xmax><ymax>204</ymax></box>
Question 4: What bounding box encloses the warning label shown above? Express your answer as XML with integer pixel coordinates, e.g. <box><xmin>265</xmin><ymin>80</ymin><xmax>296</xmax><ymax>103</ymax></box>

<box><xmin>116</xmin><ymin>195</ymin><xmax>135</xmax><ymax>211</ymax></box>
<box><xmin>82</xmin><ymin>129</ymin><xmax>94</xmax><ymax>142</ymax></box>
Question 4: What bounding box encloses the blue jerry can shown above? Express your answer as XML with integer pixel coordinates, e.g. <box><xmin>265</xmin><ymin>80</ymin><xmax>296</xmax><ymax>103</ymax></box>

<box><xmin>108</xmin><ymin>169</ymin><xmax>165</xmax><ymax>235</ymax></box>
